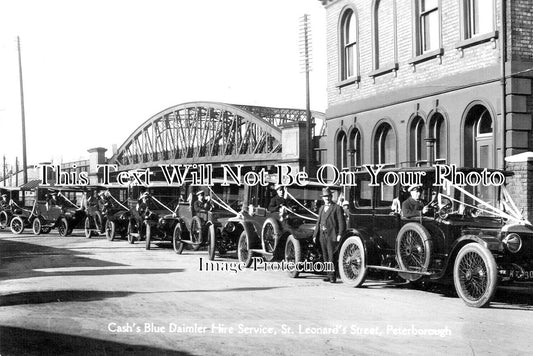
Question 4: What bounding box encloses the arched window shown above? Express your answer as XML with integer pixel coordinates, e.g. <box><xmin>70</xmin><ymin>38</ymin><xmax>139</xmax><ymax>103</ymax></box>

<box><xmin>375</xmin><ymin>0</ymin><xmax>396</xmax><ymax>69</ymax></box>
<box><xmin>374</xmin><ymin>123</ymin><xmax>396</xmax><ymax>166</ymax></box>
<box><xmin>340</xmin><ymin>8</ymin><xmax>358</xmax><ymax>80</ymax></box>
<box><xmin>337</xmin><ymin>130</ymin><xmax>348</xmax><ymax>169</ymax></box>
<box><xmin>429</xmin><ymin>113</ymin><xmax>447</xmax><ymax>163</ymax></box>
<box><xmin>349</xmin><ymin>128</ymin><xmax>362</xmax><ymax>168</ymax></box>
<box><xmin>409</xmin><ymin>117</ymin><xmax>426</xmax><ymax>166</ymax></box>
<box><xmin>464</xmin><ymin>105</ymin><xmax>493</xmax><ymax>168</ymax></box>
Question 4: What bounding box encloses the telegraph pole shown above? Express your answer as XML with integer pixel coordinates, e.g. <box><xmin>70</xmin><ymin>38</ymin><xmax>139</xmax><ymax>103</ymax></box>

<box><xmin>2</xmin><ymin>155</ymin><xmax>5</xmax><ymax>187</ymax></box>
<box><xmin>17</xmin><ymin>36</ymin><xmax>28</xmax><ymax>184</ymax></box>
<box><xmin>299</xmin><ymin>14</ymin><xmax>313</xmax><ymax>175</ymax></box>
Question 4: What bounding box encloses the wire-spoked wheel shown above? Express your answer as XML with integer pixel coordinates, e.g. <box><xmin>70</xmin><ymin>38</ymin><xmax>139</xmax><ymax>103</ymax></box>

<box><xmin>453</xmin><ymin>243</ymin><xmax>497</xmax><ymax>308</ymax></box>
<box><xmin>396</xmin><ymin>223</ymin><xmax>432</xmax><ymax>282</ymax></box>
<box><xmin>338</xmin><ymin>236</ymin><xmax>367</xmax><ymax>287</ymax></box>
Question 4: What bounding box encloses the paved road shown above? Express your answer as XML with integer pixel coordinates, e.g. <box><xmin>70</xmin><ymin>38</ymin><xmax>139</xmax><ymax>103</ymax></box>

<box><xmin>0</xmin><ymin>229</ymin><xmax>532</xmax><ymax>355</ymax></box>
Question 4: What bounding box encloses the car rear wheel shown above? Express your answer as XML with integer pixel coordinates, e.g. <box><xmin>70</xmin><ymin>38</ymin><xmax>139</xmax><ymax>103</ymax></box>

<box><xmin>10</xmin><ymin>216</ymin><xmax>24</xmax><ymax>235</ymax></box>
<box><xmin>57</xmin><ymin>218</ymin><xmax>69</xmax><ymax>237</ymax></box>
<box><xmin>207</xmin><ymin>224</ymin><xmax>216</xmax><ymax>261</ymax></box>
<box><xmin>284</xmin><ymin>235</ymin><xmax>301</xmax><ymax>278</ymax></box>
<box><xmin>173</xmin><ymin>223</ymin><xmax>184</xmax><ymax>254</ymax></box>
<box><xmin>106</xmin><ymin>220</ymin><xmax>116</xmax><ymax>241</ymax></box>
<box><xmin>454</xmin><ymin>243</ymin><xmax>498</xmax><ymax>308</ymax></box>
<box><xmin>190</xmin><ymin>216</ymin><xmax>203</xmax><ymax>251</ymax></box>
<box><xmin>0</xmin><ymin>211</ymin><xmax>10</xmax><ymax>229</ymax></box>
<box><xmin>261</xmin><ymin>218</ymin><xmax>281</xmax><ymax>258</ymax></box>
<box><xmin>238</xmin><ymin>231</ymin><xmax>253</xmax><ymax>268</ymax></box>
<box><xmin>338</xmin><ymin>236</ymin><xmax>367</xmax><ymax>287</ymax></box>
<box><xmin>33</xmin><ymin>218</ymin><xmax>42</xmax><ymax>235</ymax></box>
<box><xmin>84</xmin><ymin>217</ymin><xmax>93</xmax><ymax>238</ymax></box>
<box><xmin>396</xmin><ymin>222</ymin><xmax>432</xmax><ymax>282</ymax></box>
<box><xmin>145</xmin><ymin>223</ymin><xmax>151</xmax><ymax>250</ymax></box>
<box><xmin>127</xmin><ymin>221</ymin><xmax>135</xmax><ymax>244</ymax></box>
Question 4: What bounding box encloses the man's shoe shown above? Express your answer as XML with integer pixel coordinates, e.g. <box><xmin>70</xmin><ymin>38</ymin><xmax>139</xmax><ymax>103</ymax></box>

<box><xmin>322</xmin><ymin>277</ymin><xmax>331</xmax><ymax>282</ymax></box>
<box><xmin>329</xmin><ymin>278</ymin><xmax>337</xmax><ymax>283</ymax></box>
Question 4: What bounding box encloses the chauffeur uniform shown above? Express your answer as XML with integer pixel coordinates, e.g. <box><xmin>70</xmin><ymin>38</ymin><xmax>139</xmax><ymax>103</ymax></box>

<box><xmin>313</xmin><ymin>189</ymin><xmax>346</xmax><ymax>282</ymax></box>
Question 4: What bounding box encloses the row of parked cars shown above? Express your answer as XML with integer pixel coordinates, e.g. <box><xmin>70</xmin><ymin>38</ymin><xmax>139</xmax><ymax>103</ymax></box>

<box><xmin>1</xmin><ymin>166</ymin><xmax>532</xmax><ymax>308</ymax></box>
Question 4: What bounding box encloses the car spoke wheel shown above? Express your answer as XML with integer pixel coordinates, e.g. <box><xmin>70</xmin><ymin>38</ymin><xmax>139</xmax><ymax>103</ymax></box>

<box><xmin>57</xmin><ymin>218</ymin><xmax>69</xmax><ymax>237</ymax></box>
<box><xmin>207</xmin><ymin>224</ymin><xmax>216</xmax><ymax>261</ymax></box>
<box><xmin>190</xmin><ymin>216</ymin><xmax>203</xmax><ymax>251</ymax></box>
<box><xmin>106</xmin><ymin>220</ymin><xmax>116</xmax><ymax>241</ymax></box>
<box><xmin>84</xmin><ymin>217</ymin><xmax>92</xmax><ymax>238</ymax></box>
<box><xmin>338</xmin><ymin>236</ymin><xmax>367</xmax><ymax>287</ymax></box>
<box><xmin>173</xmin><ymin>224</ymin><xmax>184</xmax><ymax>254</ymax></box>
<box><xmin>0</xmin><ymin>211</ymin><xmax>9</xmax><ymax>229</ymax></box>
<box><xmin>284</xmin><ymin>235</ymin><xmax>301</xmax><ymax>278</ymax></box>
<box><xmin>145</xmin><ymin>223</ymin><xmax>151</xmax><ymax>250</ymax></box>
<box><xmin>10</xmin><ymin>216</ymin><xmax>24</xmax><ymax>235</ymax></box>
<box><xmin>33</xmin><ymin>218</ymin><xmax>42</xmax><ymax>235</ymax></box>
<box><xmin>454</xmin><ymin>243</ymin><xmax>497</xmax><ymax>308</ymax></box>
<box><xmin>396</xmin><ymin>223</ymin><xmax>432</xmax><ymax>282</ymax></box>
<box><xmin>238</xmin><ymin>231</ymin><xmax>253</xmax><ymax>268</ymax></box>
<box><xmin>261</xmin><ymin>218</ymin><xmax>280</xmax><ymax>254</ymax></box>
<box><xmin>127</xmin><ymin>221</ymin><xmax>135</xmax><ymax>244</ymax></box>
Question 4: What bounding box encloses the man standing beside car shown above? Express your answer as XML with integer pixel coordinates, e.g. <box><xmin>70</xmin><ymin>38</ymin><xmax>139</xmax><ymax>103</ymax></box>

<box><xmin>313</xmin><ymin>187</ymin><xmax>346</xmax><ymax>283</ymax></box>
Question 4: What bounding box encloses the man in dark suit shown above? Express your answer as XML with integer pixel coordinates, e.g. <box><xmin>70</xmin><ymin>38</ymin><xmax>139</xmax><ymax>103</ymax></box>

<box><xmin>313</xmin><ymin>187</ymin><xmax>346</xmax><ymax>283</ymax></box>
<box><xmin>401</xmin><ymin>184</ymin><xmax>429</xmax><ymax>218</ymax></box>
<box><xmin>268</xmin><ymin>184</ymin><xmax>286</xmax><ymax>213</ymax></box>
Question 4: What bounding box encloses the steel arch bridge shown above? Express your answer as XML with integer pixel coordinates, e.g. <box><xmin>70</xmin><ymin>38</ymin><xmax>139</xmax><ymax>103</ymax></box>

<box><xmin>110</xmin><ymin>101</ymin><xmax>325</xmax><ymax>170</ymax></box>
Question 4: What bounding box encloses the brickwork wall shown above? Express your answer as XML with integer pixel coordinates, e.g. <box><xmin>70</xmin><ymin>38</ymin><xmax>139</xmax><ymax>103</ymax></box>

<box><xmin>326</xmin><ymin>0</ymin><xmax>506</xmax><ymax>107</ymax></box>
<box><xmin>509</xmin><ymin>0</ymin><xmax>533</xmax><ymax>62</ymax></box>
<box><xmin>506</xmin><ymin>161</ymin><xmax>533</xmax><ymax>222</ymax></box>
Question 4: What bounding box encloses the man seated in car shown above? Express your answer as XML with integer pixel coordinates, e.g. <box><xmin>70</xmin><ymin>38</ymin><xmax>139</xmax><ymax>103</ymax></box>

<box><xmin>0</xmin><ymin>194</ymin><xmax>9</xmax><ymax>209</ymax></box>
<box><xmin>268</xmin><ymin>184</ymin><xmax>286</xmax><ymax>213</ymax></box>
<box><xmin>401</xmin><ymin>184</ymin><xmax>430</xmax><ymax>218</ymax></box>
<box><xmin>136</xmin><ymin>192</ymin><xmax>151</xmax><ymax>218</ymax></box>
<box><xmin>192</xmin><ymin>190</ymin><xmax>212</xmax><ymax>217</ymax></box>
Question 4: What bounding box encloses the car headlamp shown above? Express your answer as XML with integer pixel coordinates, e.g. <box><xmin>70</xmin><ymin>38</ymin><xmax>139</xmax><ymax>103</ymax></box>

<box><xmin>503</xmin><ymin>233</ymin><xmax>522</xmax><ymax>253</ymax></box>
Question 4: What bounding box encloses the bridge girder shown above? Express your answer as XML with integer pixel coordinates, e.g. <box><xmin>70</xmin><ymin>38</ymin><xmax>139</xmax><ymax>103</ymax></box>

<box><xmin>111</xmin><ymin>101</ymin><xmax>325</xmax><ymax>170</ymax></box>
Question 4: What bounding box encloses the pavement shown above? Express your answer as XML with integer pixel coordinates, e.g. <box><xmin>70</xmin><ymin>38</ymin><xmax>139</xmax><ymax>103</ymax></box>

<box><xmin>0</xmin><ymin>229</ymin><xmax>532</xmax><ymax>355</ymax></box>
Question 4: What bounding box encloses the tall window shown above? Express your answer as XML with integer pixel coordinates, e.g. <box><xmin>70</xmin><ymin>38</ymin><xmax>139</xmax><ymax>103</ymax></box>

<box><xmin>340</xmin><ymin>9</ymin><xmax>358</xmax><ymax>80</ymax></box>
<box><xmin>464</xmin><ymin>105</ymin><xmax>493</xmax><ymax>168</ymax></box>
<box><xmin>464</xmin><ymin>0</ymin><xmax>494</xmax><ymax>38</ymax></box>
<box><xmin>349</xmin><ymin>129</ymin><xmax>361</xmax><ymax>168</ymax></box>
<box><xmin>376</xmin><ymin>0</ymin><xmax>395</xmax><ymax>68</ymax></box>
<box><xmin>417</xmin><ymin>0</ymin><xmax>440</xmax><ymax>53</ymax></box>
<box><xmin>337</xmin><ymin>131</ymin><xmax>348</xmax><ymax>169</ymax></box>
<box><xmin>374</xmin><ymin>123</ymin><xmax>396</xmax><ymax>166</ymax></box>
<box><xmin>429</xmin><ymin>113</ymin><xmax>447</xmax><ymax>163</ymax></box>
<box><xmin>409</xmin><ymin>117</ymin><xmax>426</xmax><ymax>166</ymax></box>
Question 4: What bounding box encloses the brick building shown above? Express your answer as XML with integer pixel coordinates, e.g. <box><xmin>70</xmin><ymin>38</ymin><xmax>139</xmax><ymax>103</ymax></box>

<box><xmin>319</xmin><ymin>0</ymin><xmax>533</xmax><ymax>219</ymax></box>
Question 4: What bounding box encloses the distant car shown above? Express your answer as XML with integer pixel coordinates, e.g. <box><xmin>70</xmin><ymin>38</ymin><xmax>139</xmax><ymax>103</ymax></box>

<box><xmin>337</xmin><ymin>167</ymin><xmax>533</xmax><ymax>308</ymax></box>
<box><xmin>0</xmin><ymin>187</ymin><xmax>20</xmax><ymax>230</ymax></box>
<box><xmin>216</xmin><ymin>182</ymin><xmax>327</xmax><ymax>277</ymax></box>
<box><xmin>30</xmin><ymin>187</ymin><xmax>86</xmax><ymax>236</ymax></box>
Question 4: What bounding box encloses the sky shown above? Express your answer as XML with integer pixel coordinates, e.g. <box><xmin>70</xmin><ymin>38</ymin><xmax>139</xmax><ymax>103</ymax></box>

<box><xmin>0</xmin><ymin>0</ymin><xmax>327</xmax><ymax>170</ymax></box>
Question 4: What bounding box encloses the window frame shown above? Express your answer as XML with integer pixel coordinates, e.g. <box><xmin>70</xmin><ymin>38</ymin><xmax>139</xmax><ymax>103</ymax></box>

<box><xmin>409</xmin><ymin>0</ymin><xmax>443</xmax><ymax>66</ymax></box>
<box><xmin>337</xmin><ymin>6</ymin><xmax>360</xmax><ymax>87</ymax></box>
<box><xmin>456</xmin><ymin>0</ymin><xmax>498</xmax><ymax>50</ymax></box>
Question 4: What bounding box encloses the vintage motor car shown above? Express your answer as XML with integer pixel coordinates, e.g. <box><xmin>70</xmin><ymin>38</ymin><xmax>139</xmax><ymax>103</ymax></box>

<box><xmin>0</xmin><ymin>187</ymin><xmax>20</xmax><ymax>230</ymax></box>
<box><xmin>83</xmin><ymin>185</ymin><xmax>130</xmax><ymax>240</ymax></box>
<box><xmin>126</xmin><ymin>184</ymin><xmax>181</xmax><ymax>250</ymax></box>
<box><xmin>172</xmin><ymin>182</ymin><xmax>239</xmax><ymax>261</ymax></box>
<box><xmin>30</xmin><ymin>187</ymin><xmax>86</xmax><ymax>236</ymax></box>
<box><xmin>337</xmin><ymin>166</ymin><xmax>533</xmax><ymax>308</ymax></box>
<box><xmin>216</xmin><ymin>181</ymin><xmax>327</xmax><ymax>276</ymax></box>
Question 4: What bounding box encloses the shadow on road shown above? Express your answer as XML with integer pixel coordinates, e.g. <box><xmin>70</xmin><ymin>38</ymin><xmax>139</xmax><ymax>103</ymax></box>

<box><xmin>0</xmin><ymin>290</ymin><xmax>134</xmax><ymax>307</ymax></box>
<box><xmin>0</xmin><ymin>325</ymin><xmax>192</xmax><ymax>356</ymax></box>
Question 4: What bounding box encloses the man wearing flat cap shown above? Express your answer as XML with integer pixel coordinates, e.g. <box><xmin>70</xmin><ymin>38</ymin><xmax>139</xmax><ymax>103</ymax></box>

<box><xmin>192</xmin><ymin>190</ymin><xmax>212</xmax><ymax>216</ymax></box>
<box><xmin>268</xmin><ymin>184</ymin><xmax>286</xmax><ymax>213</ymax></box>
<box><xmin>401</xmin><ymin>184</ymin><xmax>429</xmax><ymax>218</ymax></box>
<box><xmin>313</xmin><ymin>187</ymin><xmax>346</xmax><ymax>283</ymax></box>
<box><xmin>0</xmin><ymin>194</ymin><xmax>8</xmax><ymax>210</ymax></box>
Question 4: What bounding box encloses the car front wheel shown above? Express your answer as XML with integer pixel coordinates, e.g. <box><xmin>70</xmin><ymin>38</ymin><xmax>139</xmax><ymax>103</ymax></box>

<box><xmin>106</xmin><ymin>220</ymin><xmax>115</xmax><ymax>241</ymax></box>
<box><xmin>10</xmin><ymin>216</ymin><xmax>25</xmax><ymax>235</ymax></box>
<box><xmin>453</xmin><ymin>243</ymin><xmax>498</xmax><ymax>308</ymax></box>
<box><xmin>173</xmin><ymin>224</ymin><xmax>184</xmax><ymax>254</ymax></box>
<box><xmin>284</xmin><ymin>235</ymin><xmax>301</xmax><ymax>278</ymax></box>
<box><xmin>238</xmin><ymin>231</ymin><xmax>253</xmax><ymax>268</ymax></box>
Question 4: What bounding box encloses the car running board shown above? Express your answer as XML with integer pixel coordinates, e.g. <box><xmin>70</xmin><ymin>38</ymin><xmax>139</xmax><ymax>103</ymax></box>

<box><xmin>366</xmin><ymin>265</ymin><xmax>433</xmax><ymax>275</ymax></box>
<box><xmin>249</xmin><ymin>249</ymin><xmax>273</xmax><ymax>256</ymax></box>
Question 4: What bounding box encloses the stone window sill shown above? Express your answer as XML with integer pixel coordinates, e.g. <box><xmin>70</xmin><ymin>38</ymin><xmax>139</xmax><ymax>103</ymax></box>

<box><xmin>455</xmin><ymin>31</ymin><xmax>498</xmax><ymax>50</ymax></box>
<box><xmin>336</xmin><ymin>76</ymin><xmax>360</xmax><ymax>88</ymax></box>
<box><xmin>368</xmin><ymin>63</ymin><xmax>399</xmax><ymax>78</ymax></box>
<box><xmin>408</xmin><ymin>48</ymin><xmax>444</xmax><ymax>66</ymax></box>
